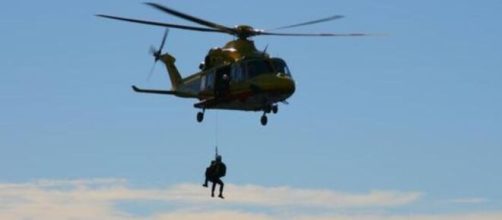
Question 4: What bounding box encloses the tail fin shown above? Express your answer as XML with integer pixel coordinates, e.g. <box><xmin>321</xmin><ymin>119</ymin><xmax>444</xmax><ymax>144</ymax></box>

<box><xmin>160</xmin><ymin>53</ymin><xmax>182</xmax><ymax>90</ymax></box>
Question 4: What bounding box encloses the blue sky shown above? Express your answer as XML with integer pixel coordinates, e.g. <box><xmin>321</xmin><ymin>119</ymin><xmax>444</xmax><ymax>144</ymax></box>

<box><xmin>1</xmin><ymin>0</ymin><xmax>501</xmax><ymax>219</ymax></box>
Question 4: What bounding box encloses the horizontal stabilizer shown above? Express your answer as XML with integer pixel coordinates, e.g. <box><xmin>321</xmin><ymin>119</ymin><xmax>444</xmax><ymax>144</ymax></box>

<box><xmin>132</xmin><ymin>85</ymin><xmax>178</xmax><ymax>95</ymax></box>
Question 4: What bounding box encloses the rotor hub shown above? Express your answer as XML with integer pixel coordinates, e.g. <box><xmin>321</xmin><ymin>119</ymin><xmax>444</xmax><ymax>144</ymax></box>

<box><xmin>234</xmin><ymin>25</ymin><xmax>261</xmax><ymax>39</ymax></box>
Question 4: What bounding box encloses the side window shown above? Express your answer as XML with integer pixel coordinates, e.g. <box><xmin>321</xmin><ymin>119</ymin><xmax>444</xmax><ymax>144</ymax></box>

<box><xmin>200</xmin><ymin>75</ymin><xmax>206</xmax><ymax>90</ymax></box>
<box><xmin>231</xmin><ymin>63</ymin><xmax>244</xmax><ymax>82</ymax></box>
<box><xmin>246</xmin><ymin>60</ymin><xmax>273</xmax><ymax>78</ymax></box>
<box><xmin>240</xmin><ymin>63</ymin><xmax>248</xmax><ymax>80</ymax></box>
<box><xmin>205</xmin><ymin>71</ymin><xmax>215</xmax><ymax>90</ymax></box>
<box><xmin>246</xmin><ymin>61</ymin><xmax>257</xmax><ymax>78</ymax></box>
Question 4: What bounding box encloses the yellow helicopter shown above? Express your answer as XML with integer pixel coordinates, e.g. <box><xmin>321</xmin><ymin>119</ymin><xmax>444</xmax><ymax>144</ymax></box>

<box><xmin>97</xmin><ymin>3</ymin><xmax>370</xmax><ymax>126</ymax></box>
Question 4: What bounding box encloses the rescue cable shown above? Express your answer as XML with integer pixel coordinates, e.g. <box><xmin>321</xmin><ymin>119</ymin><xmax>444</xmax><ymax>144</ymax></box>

<box><xmin>214</xmin><ymin>111</ymin><xmax>220</xmax><ymax>159</ymax></box>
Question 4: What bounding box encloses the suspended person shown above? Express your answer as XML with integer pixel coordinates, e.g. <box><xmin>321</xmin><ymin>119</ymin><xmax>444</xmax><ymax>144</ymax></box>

<box><xmin>211</xmin><ymin>155</ymin><xmax>227</xmax><ymax>199</ymax></box>
<box><xmin>202</xmin><ymin>155</ymin><xmax>226</xmax><ymax>199</ymax></box>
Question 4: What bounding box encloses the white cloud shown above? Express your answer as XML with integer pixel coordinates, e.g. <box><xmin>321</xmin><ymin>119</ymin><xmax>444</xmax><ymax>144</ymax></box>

<box><xmin>151</xmin><ymin>210</ymin><xmax>276</xmax><ymax>220</ymax></box>
<box><xmin>445</xmin><ymin>197</ymin><xmax>488</xmax><ymax>204</ymax></box>
<box><xmin>0</xmin><ymin>178</ymin><xmax>498</xmax><ymax>220</ymax></box>
<box><xmin>0</xmin><ymin>179</ymin><xmax>421</xmax><ymax>209</ymax></box>
<box><xmin>291</xmin><ymin>213</ymin><xmax>502</xmax><ymax>220</ymax></box>
<box><xmin>221</xmin><ymin>184</ymin><xmax>421</xmax><ymax>208</ymax></box>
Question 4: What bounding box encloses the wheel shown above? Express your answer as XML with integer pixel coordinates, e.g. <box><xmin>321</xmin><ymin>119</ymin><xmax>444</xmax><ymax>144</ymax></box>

<box><xmin>260</xmin><ymin>115</ymin><xmax>268</xmax><ymax>126</ymax></box>
<box><xmin>196</xmin><ymin>112</ymin><xmax>204</xmax><ymax>122</ymax></box>
<box><xmin>272</xmin><ymin>105</ymin><xmax>278</xmax><ymax>114</ymax></box>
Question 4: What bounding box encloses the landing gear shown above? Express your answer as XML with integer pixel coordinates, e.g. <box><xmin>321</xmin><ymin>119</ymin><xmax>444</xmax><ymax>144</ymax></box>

<box><xmin>264</xmin><ymin>105</ymin><xmax>272</xmax><ymax>114</ymax></box>
<box><xmin>260</xmin><ymin>104</ymin><xmax>279</xmax><ymax>126</ymax></box>
<box><xmin>260</xmin><ymin>114</ymin><xmax>268</xmax><ymax>126</ymax></box>
<box><xmin>272</xmin><ymin>105</ymin><xmax>278</xmax><ymax>114</ymax></box>
<box><xmin>196</xmin><ymin>110</ymin><xmax>205</xmax><ymax>122</ymax></box>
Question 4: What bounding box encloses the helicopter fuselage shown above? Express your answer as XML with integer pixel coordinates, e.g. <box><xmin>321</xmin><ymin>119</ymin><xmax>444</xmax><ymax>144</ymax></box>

<box><xmin>163</xmin><ymin>39</ymin><xmax>295</xmax><ymax>111</ymax></box>
<box><xmin>130</xmin><ymin>39</ymin><xmax>295</xmax><ymax>125</ymax></box>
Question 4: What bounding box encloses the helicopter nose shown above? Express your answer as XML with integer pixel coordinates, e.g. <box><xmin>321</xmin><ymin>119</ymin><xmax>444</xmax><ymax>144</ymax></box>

<box><xmin>285</xmin><ymin>78</ymin><xmax>295</xmax><ymax>94</ymax></box>
<box><xmin>276</xmin><ymin>74</ymin><xmax>295</xmax><ymax>95</ymax></box>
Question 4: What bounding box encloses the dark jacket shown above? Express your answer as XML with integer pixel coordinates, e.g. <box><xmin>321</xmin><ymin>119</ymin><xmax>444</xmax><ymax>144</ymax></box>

<box><xmin>214</xmin><ymin>162</ymin><xmax>226</xmax><ymax>178</ymax></box>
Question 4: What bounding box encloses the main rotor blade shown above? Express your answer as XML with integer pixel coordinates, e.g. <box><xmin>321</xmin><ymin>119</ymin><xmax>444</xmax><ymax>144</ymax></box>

<box><xmin>145</xmin><ymin>2</ymin><xmax>236</xmax><ymax>35</ymax></box>
<box><xmin>96</xmin><ymin>14</ymin><xmax>224</xmax><ymax>33</ymax></box>
<box><xmin>272</xmin><ymin>15</ymin><xmax>345</xmax><ymax>30</ymax></box>
<box><xmin>258</xmin><ymin>31</ymin><xmax>373</xmax><ymax>37</ymax></box>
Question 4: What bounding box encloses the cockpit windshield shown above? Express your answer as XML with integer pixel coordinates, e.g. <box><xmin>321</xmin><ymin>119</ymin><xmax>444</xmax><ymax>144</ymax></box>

<box><xmin>271</xmin><ymin>58</ymin><xmax>291</xmax><ymax>76</ymax></box>
<box><xmin>246</xmin><ymin>60</ymin><xmax>274</xmax><ymax>78</ymax></box>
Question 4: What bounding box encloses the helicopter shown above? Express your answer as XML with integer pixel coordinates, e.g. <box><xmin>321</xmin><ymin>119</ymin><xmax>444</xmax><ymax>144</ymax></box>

<box><xmin>97</xmin><ymin>3</ymin><xmax>370</xmax><ymax>126</ymax></box>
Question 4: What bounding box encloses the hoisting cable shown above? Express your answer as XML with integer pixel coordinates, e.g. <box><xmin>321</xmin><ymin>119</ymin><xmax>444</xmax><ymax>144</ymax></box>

<box><xmin>214</xmin><ymin>111</ymin><xmax>220</xmax><ymax>159</ymax></box>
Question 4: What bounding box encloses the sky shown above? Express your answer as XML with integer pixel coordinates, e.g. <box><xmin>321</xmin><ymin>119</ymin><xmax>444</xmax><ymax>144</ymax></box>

<box><xmin>1</xmin><ymin>0</ymin><xmax>501</xmax><ymax>219</ymax></box>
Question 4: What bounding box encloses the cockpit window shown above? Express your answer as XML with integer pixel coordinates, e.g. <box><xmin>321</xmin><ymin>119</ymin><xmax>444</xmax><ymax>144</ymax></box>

<box><xmin>246</xmin><ymin>60</ymin><xmax>274</xmax><ymax>78</ymax></box>
<box><xmin>271</xmin><ymin>58</ymin><xmax>291</xmax><ymax>76</ymax></box>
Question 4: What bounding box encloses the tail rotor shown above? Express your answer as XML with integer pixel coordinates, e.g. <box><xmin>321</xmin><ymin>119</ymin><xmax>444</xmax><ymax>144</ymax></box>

<box><xmin>147</xmin><ymin>28</ymin><xmax>169</xmax><ymax>81</ymax></box>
